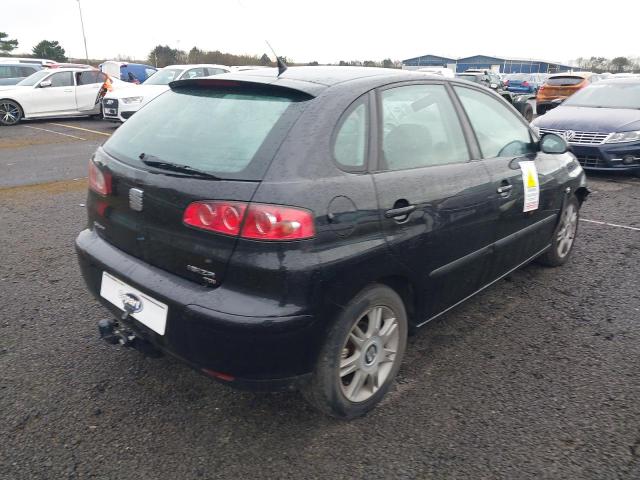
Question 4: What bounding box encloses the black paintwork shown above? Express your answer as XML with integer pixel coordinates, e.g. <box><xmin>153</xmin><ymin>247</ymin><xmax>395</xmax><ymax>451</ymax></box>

<box><xmin>76</xmin><ymin>66</ymin><xmax>588</xmax><ymax>388</ymax></box>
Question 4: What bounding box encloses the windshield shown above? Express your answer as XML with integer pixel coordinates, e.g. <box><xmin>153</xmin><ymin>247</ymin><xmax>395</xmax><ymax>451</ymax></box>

<box><xmin>104</xmin><ymin>87</ymin><xmax>311</xmax><ymax>180</ymax></box>
<box><xmin>143</xmin><ymin>68</ymin><xmax>185</xmax><ymax>85</ymax></box>
<box><xmin>16</xmin><ymin>69</ymin><xmax>50</xmax><ymax>86</ymax></box>
<box><xmin>564</xmin><ymin>82</ymin><xmax>640</xmax><ymax>109</ymax></box>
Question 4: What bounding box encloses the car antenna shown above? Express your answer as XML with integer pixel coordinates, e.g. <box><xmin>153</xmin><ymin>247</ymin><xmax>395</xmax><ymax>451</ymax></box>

<box><xmin>265</xmin><ymin>40</ymin><xmax>287</xmax><ymax>76</ymax></box>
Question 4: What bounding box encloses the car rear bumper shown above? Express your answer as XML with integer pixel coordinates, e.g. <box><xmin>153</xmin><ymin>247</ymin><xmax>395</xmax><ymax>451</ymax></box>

<box><xmin>570</xmin><ymin>143</ymin><xmax>640</xmax><ymax>173</ymax></box>
<box><xmin>75</xmin><ymin>228</ymin><xmax>322</xmax><ymax>390</ymax></box>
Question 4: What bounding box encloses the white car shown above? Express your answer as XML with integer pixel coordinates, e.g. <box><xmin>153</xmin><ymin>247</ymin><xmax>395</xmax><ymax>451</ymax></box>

<box><xmin>0</xmin><ymin>67</ymin><xmax>113</xmax><ymax>126</ymax></box>
<box><xmin>102</xmin><ymin>64</ymin><xmax>230</xmax><ymax>122</ymax></box>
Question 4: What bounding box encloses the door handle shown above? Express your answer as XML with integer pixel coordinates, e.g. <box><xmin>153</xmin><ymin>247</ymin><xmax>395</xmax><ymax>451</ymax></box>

<box><xmin>64</xmin><ymin>89</ymin><xmax>73</xmax><ymax>93</ymax></box>
<box><xmin>497</xmin><ymin>184</ymin><xmax>513</xmax><ymax>195</ymax></box>
<box><xmin>385</xmin><ymin>205</ymin><xmax>416</xmax><ymax>218</ymax></box>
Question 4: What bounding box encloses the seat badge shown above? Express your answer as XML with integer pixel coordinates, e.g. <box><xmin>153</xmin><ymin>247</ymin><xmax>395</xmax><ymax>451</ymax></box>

<box><xmin>129</xmin><ymin>188</ymin><xmax>144</xmax><ymax>211</ymax></box>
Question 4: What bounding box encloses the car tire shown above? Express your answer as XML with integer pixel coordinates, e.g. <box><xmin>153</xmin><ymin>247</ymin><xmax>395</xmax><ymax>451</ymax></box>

<box><xmin>0</xmin><ymin>99</ymin><xmax>23</xmax><ymax>126</ymax></box>
<box><xmin>537</xmin><ymin>196</ymin><xmax>580</xmax><ymax>267</ymax></box>
<box><xmin>523</xmin><ymin>104</ymin><xmax>534</xmax><ymax>122</ymax></box>
<box><xmin>302</xmin><ymin>284</ymin><xmax>408</xmax><ymax>419</ymax></box>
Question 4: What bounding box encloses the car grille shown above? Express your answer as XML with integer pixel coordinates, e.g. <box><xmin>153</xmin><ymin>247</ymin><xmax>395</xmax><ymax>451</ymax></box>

<box><xmin>539</xmin><ymin>128</ymin><xmax>610</xmax><ymax>145</ymax></box>
<box><xmin>575</xmin><ymin>155</ymin><xmax>606</xmax><ymax>168</ymax></box>
<box><xmin>103</xmin><ymin>98</ymin><xmax>118</xmax><ymax>108</ymax></box>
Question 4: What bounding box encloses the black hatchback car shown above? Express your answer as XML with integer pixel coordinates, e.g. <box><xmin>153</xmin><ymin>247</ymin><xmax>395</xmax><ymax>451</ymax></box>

<box><xmin>76</xmin><ymin>67</ymin><xmax>588</xmax><ymax>419</ymax></box>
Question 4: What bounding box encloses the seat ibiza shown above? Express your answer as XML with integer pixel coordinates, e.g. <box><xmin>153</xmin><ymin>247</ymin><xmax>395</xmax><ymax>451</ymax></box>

<box><xmin>76</xmin><ymin>67</ymin><xmax>588</xmax><ymax>418</ymax></box>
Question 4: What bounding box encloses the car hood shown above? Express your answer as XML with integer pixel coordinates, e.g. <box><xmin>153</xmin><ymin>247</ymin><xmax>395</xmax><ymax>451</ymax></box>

<box><xmin>534</xmin><ymin>105</ymin><xmax>640</xmax><ymax>133</ymax></box>
<box><xmin>105</xmin><ymin>84</ymin><xmax>168</xmax><ymax>100</ymax></box>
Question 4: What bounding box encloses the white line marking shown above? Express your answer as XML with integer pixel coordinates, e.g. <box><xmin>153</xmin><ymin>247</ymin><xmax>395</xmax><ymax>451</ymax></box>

<box><xmin>48</xmin><ymin>122</ymin><xmax>111</xmax><ymax>137</ymax></box>
<box><xmin>22</xmin><ymin>125</ymin><xmax>86</xmax><ymax>141</ymax></box>
<box><xmin>581</xmin><ymin>219</ymin><xmax>640</xmax><ymax>232</ymax></box>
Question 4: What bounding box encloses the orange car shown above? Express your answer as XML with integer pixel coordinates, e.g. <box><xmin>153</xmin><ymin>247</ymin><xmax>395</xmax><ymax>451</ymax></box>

<box><xmin>536</xmin><ymin>72</ymin><xmax>598</xmax><ymax>115</ymax></box>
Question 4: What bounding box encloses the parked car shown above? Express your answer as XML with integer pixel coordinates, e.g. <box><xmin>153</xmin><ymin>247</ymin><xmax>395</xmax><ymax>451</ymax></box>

<box><xmin>504</xmin><ymin>73</ymin><xmax>548</xmax><ymax>94</ymax></box>
<box><xmin>76</xmin><ymin>66</ymin><xmax>588</xmax><ymax>419</ymax></box>
<box><xmin>99</xmin><ymin>61</ymin><xmax>157</xmax><ymax>84</ymax></box>
<box><xmin>533</xmin><ymin>77</ymin><xmax>640</xmax><ymax>176</ymax></box>
<box><xmin>0</xmin><ymin>62</ymin><xmax>42</xmax><ymax>86</ymax></box>
<box><xmin>102</xmin><ymin>64</ymin><xmax>230</xmax><ymax>122</ymax></box>
<box><xmin>536</xmin><ymin>72</ymin><xmax>596</xmax><ymax>115</ymax></box>
<box><xmin>0</xmin><ymin>68</ymin><xmax>111</xmax><ymax>125</ymax></box>
<box><xmin>456</xmin><ymin>72</ymin><xmax>535</xmax><ymax>121</ymax></box>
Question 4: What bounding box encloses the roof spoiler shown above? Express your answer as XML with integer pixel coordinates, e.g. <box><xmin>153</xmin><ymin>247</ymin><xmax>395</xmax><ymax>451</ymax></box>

<box><xmin>168</xmin><ymin>77</ymin><xmax>315</xmax><ymax>97</ymax></box>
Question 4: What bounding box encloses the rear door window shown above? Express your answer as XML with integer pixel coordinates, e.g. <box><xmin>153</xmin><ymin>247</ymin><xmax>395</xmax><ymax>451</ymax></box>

<box><xmin>380</xmin><ymin>84</ymin><xmax>469</xmax><ymax>170</ymax></box>
<box><xmin>104</xmin><ymin>87</ymin><xmax>311</xmax><ymax>180</ymax></box>
<box><xmin>0</xmin><ymin>65</ymin><xmax>13</xmax><ymax>78</ymax></box>
<box><xmin>77</xmin><ymin>71</ymin><xmax>102</xmax><ymax>85</ymax></box>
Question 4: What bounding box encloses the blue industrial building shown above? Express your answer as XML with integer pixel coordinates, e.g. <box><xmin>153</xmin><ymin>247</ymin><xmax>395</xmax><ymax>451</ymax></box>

<box><xmin>402</xmin><ymin>54</ymin><xmax>574</xmax><ymax>74</ymax></box>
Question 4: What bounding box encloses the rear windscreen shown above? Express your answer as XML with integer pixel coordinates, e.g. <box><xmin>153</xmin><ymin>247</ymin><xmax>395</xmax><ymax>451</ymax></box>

<box><xmin>103</xmin><ymin>87</ymin><xmax>311</xmax><ymax>181</ymax></box>
<box><xmin>546</xmin><ymin>76</ymin><xmax>585</xmax><ymax>86</ymax></box>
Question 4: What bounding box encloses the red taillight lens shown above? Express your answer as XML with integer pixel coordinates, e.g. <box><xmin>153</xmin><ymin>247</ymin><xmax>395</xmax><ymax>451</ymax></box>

<box><xmin>183</xmin><ymin>201</ymin><xmax>247</xmax><ymax>236</ymax></box>
<box><xmin>504</xmin><ymin>80</ymin><xmax>509</xmax><ymax>85</ymax></box>
<box><xmin>183</xmin><ymin>201</ymin><xmax>315</xmax><ymax>240</ymax></box>
<box><xmin>88</xmin><ymin>160</ymin><xmax>111</xmax><ymax>195</ymax></box>
<box><xmin>522</xmin><ymin>81</ymin><xmax>530</xmax><ymax>87</ymax></box>
<box><xmin>242</xmin><ymin>203</ymin><xmax>315</xmax><ymax>240</ymax></box>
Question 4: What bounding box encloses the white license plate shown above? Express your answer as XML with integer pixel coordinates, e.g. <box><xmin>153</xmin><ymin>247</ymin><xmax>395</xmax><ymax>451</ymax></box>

<box><xmin>100</xmin><ymin>272</ymin><xmax>168</xmax><ymax>335</ymax></box>
<box><xmin>105</xmin><ymin>108</ymin><xmax>117</xmax><ymax>115</ymax></box>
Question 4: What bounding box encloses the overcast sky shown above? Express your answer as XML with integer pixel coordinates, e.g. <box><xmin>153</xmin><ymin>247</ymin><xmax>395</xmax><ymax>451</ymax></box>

<box><xmin>5</xmin><ymin>0</ymin><xmax>639</xmax><ymax>64</ymax></box>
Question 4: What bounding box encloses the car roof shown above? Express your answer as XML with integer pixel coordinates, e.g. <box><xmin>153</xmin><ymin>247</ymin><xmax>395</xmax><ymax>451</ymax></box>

<box><xmin>44</xmin><ymin>67</ymin><xmax>98</xmax><ymax>73</ymax></box>
<box><xmin>163</xmin><ymin>64</ymin><xmax>230</xmax><ymax>70</ymax></box>
<box><xmin>598</xmin><ymin>77</ymin><xmax>640</xmax><ymax>85</ymax></box>
<box><xmin>171</xmin><ymin>66</ymin><xmax>440</xmax><ymax>96</ymax></box>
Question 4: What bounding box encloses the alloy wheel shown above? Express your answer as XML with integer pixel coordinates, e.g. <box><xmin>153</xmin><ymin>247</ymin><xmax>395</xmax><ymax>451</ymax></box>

<box><xmin>556</xmin><ymin>202</ymin><xmax>578</xmax><ymax>258</ymax></box>
<box><xmin>0</xmin><ymin>101</ymin><xmax>20</xmax><ymax>125</ymax></box>
<box><xmin>339</xmin><ymin>305</ymin><xmax>400</xmax><ymax>403</ymax></box>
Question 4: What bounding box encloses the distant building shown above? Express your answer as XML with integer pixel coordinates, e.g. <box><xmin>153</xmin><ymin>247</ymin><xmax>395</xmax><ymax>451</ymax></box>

<box><xmin>402</xmin><ymin>54</ymin><xmax>574</xmax><ymax>74</ymax></box>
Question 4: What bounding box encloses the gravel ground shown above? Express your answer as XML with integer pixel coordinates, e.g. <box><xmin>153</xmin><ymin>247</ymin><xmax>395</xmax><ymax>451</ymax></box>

<box><xmin>0</xmin><ymin>174</ymin><xmax>639</xmax><ymax>480</ymax></box>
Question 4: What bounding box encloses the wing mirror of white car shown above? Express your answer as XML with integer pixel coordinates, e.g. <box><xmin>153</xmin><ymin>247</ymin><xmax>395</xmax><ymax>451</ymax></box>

<box><xmin>39</xmin><ymin>80</ymin><xmax>52</xmax><ymax>88</ymax></box>
<box><xmin>540</xmin><ymin>133</ymin><xmax>569</xmax><ymax>154</ymax></box>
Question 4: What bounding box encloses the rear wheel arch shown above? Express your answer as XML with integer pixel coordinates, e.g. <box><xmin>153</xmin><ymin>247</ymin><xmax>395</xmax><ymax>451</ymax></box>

<box><xmin>375</xmin><ymin>275</ymin><xmax>417</xmax><ymax>326</ymax></box>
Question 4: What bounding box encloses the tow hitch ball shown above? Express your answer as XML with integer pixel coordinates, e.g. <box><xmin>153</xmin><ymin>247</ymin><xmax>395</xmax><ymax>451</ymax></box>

<box><xmin>98</xmin><ymin>318</ymin><xmax>135</xmax><ymax>346</ymax></box>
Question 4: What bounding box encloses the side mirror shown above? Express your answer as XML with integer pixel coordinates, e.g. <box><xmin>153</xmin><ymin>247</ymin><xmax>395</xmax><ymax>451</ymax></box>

<box><xmin>540</xmin><ymin>133</ymin><xmax>568</xmax><ymax>154</ymax></box>
<box><xmin>39</xmin><ymin>80</ymin><xmax>52</xmax><ymax>88</ymax></box>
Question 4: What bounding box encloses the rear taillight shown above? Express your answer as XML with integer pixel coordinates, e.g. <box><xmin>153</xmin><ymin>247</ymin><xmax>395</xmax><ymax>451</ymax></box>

<box><xmin>522</xmin><ymin>81</ymin><xmax>530</xmax><ymax>87</ymax></box>
<box><xmin>183</xmin><ymin>201</ymin><xmax>247</xmax><ymax>236</ymax></box>
<box><xmin>183</xmin><ymin>201</ymin><xmax>315</xmax><ymax>240</ymax></box>
<box><xmin>242</xmin><ymin>203</ymin><xmax>315</xmax><ymax>240</ymax></box>
<box><xmin>504</xmin><ymin>80</ymin><xmax>509</xmax><ymax>85</ymax></box>
<box><xmin>88</xmin><ymin>160</ymin><xmax>111</xmax><ymax>195</ymax></box>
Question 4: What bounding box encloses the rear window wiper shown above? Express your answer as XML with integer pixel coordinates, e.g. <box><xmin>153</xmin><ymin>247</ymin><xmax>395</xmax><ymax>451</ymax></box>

<box><xmin>139</xmin><ymin>154</ymin><xmax>221</xmax><ymax>180</ymax></box>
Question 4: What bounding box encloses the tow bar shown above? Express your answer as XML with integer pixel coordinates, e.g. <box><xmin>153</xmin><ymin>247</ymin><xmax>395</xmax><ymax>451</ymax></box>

<box><xmin>98</xmin><ymin>312</ymin><xmax>162</xmax><ymax>357</ymax></box>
